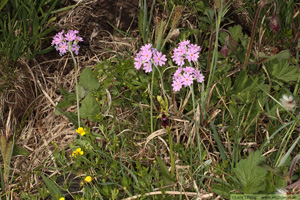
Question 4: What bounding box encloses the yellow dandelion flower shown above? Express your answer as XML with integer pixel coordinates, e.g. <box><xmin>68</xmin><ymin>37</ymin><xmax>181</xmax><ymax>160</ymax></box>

<box><xmin>84</xmin><ymin>176</ymin><xmax>92</xmax><ymax>183</ymax></box>
<box><xmin>72</xmin><ymin>148</ymin><xmax>84</xmax><ymax>157</ymax></box>
<box><xmin>76</xmin><ymin>127</ymin><xmax>86</xmax><ymax>136</ymax></box>
<box><xmin>59</xmin><ymin>198</ymin><xmax>65</xmax><ymax>200</ymax></box>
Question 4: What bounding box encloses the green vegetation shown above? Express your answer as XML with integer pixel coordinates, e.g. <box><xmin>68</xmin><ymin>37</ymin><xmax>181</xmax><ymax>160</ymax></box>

<box><xmin>1</xmin><ymin>0</ymin><xmax>300</xmax><ymax>199</ymax></box>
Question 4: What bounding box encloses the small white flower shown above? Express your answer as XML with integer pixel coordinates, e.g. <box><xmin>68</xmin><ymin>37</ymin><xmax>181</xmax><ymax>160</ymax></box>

<box><xmin>280</xmin><ymin>94</ymin><xmax>296</xmax><ymax>111</ymax></box>
<box><xmin>275</xmin><ymin>188</ymin><xmax>288</xmax><ymax>194</ymax></box>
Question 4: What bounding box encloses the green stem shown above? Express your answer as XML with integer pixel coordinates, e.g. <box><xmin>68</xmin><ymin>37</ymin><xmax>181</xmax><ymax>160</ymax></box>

<box><xmin>153</xmin><ymin>64</ymin><xmax>167</xmax><ymax>103</ymax></box>
<box><xmin>150</xmin><ymin>67</ymin><xmax>156</xmax><ymax>133</ymax></box>
<box><xmin>190</xmin><ymin>85</ymin><xmax>202</xmax><ymax>160</ymax></box>
<box><xmin>70</xmin><ymin>50</ymin><xmax>81</xmax><ymax>127</ymax></box>
<box><xmin>168</xmin><ymin>127</ymin><xmax>175</xmax><ymax>178</ymax></box>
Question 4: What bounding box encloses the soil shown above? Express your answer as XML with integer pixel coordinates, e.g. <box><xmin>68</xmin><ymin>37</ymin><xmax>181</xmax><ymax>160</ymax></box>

<box><xmin>56</xmin><ymin>0</ymin><xmax>140</xmax><ymax>58</ymax></box>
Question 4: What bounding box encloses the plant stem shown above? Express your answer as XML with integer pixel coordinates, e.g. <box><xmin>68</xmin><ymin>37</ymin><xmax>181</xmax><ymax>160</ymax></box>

<box><xmin>70</xmin><ymin>50</ymin><xmax>81</xmax><ymax>127</ymax></box>
<box><xmin>154</xmin><ymin>64</ymin><xmax>167</xmax><ymax>103</ymax></box>
<box><xmin>150</xmin><ymin>67</ymin><xmax>156</xmax><ymax>133</ymax></box>
<box><xmin>190</xmin><ymin>85</ymin><xmax>202</xmax><ymax>160</ymax></box>
<box><xmin>243</xmin><ymin>1</ymin><xmax>266</xmax><ymax>70</ymax></box>
<box><xmin>167</xmin><ymin>127</ymin><xmax>175</xmax><ymax>178</ymax></box>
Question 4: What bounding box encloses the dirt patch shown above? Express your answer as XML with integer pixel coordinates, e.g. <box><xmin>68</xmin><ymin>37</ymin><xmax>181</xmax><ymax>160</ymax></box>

<box><xmin>56</xmin><ymin>0</ymin><xmax>139</xmax><ymax>58</ymax></box>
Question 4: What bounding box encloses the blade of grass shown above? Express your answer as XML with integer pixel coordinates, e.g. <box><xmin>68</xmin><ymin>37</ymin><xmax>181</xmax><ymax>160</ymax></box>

<box><xmin>277</xmin><ymin>134</ymin><xmax>300</xmax><ymax>167</ymax></box>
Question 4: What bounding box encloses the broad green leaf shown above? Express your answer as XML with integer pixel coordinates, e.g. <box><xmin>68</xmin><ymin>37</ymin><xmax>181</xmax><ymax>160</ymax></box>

<box><xmin>79</xmin><ymin>68</ymin><xmax>100</xmax><ymax>91</ymax></box>
<box><xmin>41</xmin><ymin>175</ymin><xmax>62</xmax><ymax>199</ymax></box>
<box><xmin>267</xmin><ymin>60</ymin><xmax>300</xmax><ymax>82</ymax></box>
<box><xmin>228</xmin><ymin>25</ymin><xmax>243</xmax><ymax>42</ymax></box>
<box><xmin>78</xmin><ymin>85</ymin><xmax>88</xmax><ymax>99</ymax></box>
<box><xmin>79</xmin><ymin>93</ymin><xmax>100</xmax><ymax>121</ymax></box>
<box><xmin>234</xmin><ymin>151</ymin><xmax>268</xmax><ymax>194</ymax></box>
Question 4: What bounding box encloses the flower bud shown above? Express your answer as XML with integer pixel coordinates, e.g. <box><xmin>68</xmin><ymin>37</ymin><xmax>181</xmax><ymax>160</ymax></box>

<box><xmin>270</xmin><ymin>14</ymin><xmax>280</xmax><ymax>33</ymax></box>
<box><xmin>220</xmin><ymin>43</ymin><xmax>229</xmax><ymax>58</ymax></box>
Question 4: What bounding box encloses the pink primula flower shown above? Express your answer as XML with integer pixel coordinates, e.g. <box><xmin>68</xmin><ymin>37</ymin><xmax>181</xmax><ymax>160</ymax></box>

<box><xmin>72</xmin><ymin>44</ymin><xmax>80</xmax><ymax>55</ymax></box>
<box><xmin>143</xmin><ymin>62</ymin><xmax>152</xmax><ymax>73</ymax></box>
<box><xmin>140</xmin><ymin>49</ymin><xmax>152</xmax><ymax>62</ymax></box>
<box><xmin>173</xmin><ymin>67</ymin><xmax>183</xmax><ymax>79</ymax></box>
<box><xmin>133</xmin><ymin>44</ymin><xmax>167</xmax><ymax>73</ymax></box>
<box><xmin>134</xmin><ymin>57</ymin><xmax>143</xmax><ymax>70</ymax></box>
<box><xmin>183</xmin><ymin>66</ymin><xmax>195</xmax><ymax>74</ymax></box>
<box><xmin>58</xmin><ymin>42</ymin><xmax>68</xmax><ymax>55</ymax></box>
<box><xmin>181</xmin><ymin>73</ymin><xmax>194</xmax><ymax>87</ymax></box>
<box><xmin>172</xmin><ymin>78</ymin><xmax>183</xmax><ymax>92</ymax></box>
<box><xmin>172</xmin><ymin>66</ymin><xmax>204</xmax><ymax>92</ymax></box>
<box><xmin>141</xmin><ymin>43</ymin><xmax>152</xmax><ymax>51</ymax></box>
<box><xmin>65</xmin><ymin>31</ymin><xmax>76</xmax><ymax>41</ymax></box>
<box><xmin>194</xmin><ymin>70</ymin><xmax>204</xmax><ymax>83</ymax></box>
<box><xmin>179</xmin><ymin>40</ymin><xmax>190</xmax><ymax>47</ymax></box>
<box><xmin>52</xmin><ymin>30</ymin><xmax>83</xmax><ymax>56</ymax></box>
<box><xmin>153</xmin><ymin>51</ymin><xmax>167</xmax><ymax>66</ymax></box>
<box><xmin>186</xmin><ymin>50</ymin><xmax>199</xmax><ymax>62</ymax></box>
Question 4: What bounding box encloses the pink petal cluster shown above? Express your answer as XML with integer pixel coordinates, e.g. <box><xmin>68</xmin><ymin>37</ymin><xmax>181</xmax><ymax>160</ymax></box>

<box><xmin>51</xmin><ymin>30</ymin><xmax>83</xmax><ymax>56</ymax></box>
<box><xmin>171</xmin><ymin>40</ymin><xmax>201</xmax><ymax>66</ymax></box>
<box><xmin>172</xmin><ymin>66</ymin><xmax>204</xmax><ymax>92</ymax></box>
<box><xmin>134</xmin><ymin>44</ymin><xmax>167</xmax><ymax>73</ymax></box>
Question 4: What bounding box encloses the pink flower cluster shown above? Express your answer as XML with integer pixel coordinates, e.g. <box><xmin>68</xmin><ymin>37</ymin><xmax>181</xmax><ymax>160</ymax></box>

<box><xmin>172</xmin><ymin>66</ymin><xmax>204</xmax><ymax>92</ymax></box>
<box><xmin>51</xmin><ymin>30</ymin><xmax>83</xmax><ymax>56</ymax></box>
<box><xmin>134</xmin><ymin>44</ymin><xmax>167</xmax><ymax>73</ymax></box>
<box><xmin>172</xmin><ymin>40</ymin><xmax>201</xmax><ymax>66</ymax></box>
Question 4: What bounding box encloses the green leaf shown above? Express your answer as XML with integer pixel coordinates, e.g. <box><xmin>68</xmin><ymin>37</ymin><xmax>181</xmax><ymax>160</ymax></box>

<box><xmin>32</xmin><ymin>12</ymin><xmax>39</xmax><ymax>36</ymax></box>
<box><xmin>211</xmin><ymin>183</ymin><xmax>233</xmax><ymax>199</ymax></box>
<box><xmin>234</xmin><ymin>151</ymin><xmax>268</xmax><ymax>194</ymax></box>
<box><xmin>228</xmin><ymin>25</ymin><xmax>243</xmax><ymax>42</ymax></box>
<box><xmin>79</xmin><ymin>68</ymin><xmax>100</xmax><ymax>91</ymax></box>
<box><xmin>56</xmin><ymin>86</ymin><xmax>76</xmax><ymax>109</ymax></box>
<box><xmin>155</xmin><ymin>156</ymin><xmax>174</xmax><ymax>185</ymax></box>
<box><xmin>262</xmin><ymin>50</ymin><xmax>291</xmax><ymax>62</ymax></box>
<box><xmin>78</xmin><ymin>85</ymin><xmax>88</xmax><ymax>99</ymax></box>
<box><xmin>41</xmin><ymin>175</ymin><xmax>62</xmax><ymax>200</ymax></box>
<box><xmin>267</xmin><ymin>60</ymin><xmax>300</xmax><ymax>82</ymax></box>
<box><xmin>0</xmin><ymin>0</ymin><xmax>8</xmax><ymax>11</ymax></box>
<box><xmin>79</xmin><ymin>93</ymin><xmax>100</xmax><ymax>121</ymax></box>
<box><xmin>12</xmin><ymin>144</ymin><xmax>29</xmax><ymax>156</ymax></box>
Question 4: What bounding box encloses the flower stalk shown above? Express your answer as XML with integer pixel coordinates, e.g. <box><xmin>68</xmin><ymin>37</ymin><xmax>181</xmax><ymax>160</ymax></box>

<box><xmin>70</xmin><ymin>50</ymin><xmax>81</xmax><ymax>127</ymax></box>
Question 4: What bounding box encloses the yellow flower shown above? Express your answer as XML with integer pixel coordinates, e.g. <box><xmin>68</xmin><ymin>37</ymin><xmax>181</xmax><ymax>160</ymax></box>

<box><xmin>72</xmin><ymin>148</ymin><xmax>84</xmax><ymax>157</ymax></box>
<box><xmin>76</xmin><ymin>127</ymin><xmax>86</xmax><ymax>136</ymax></box>
<box><xmin>84</xmin><ymin>176</ymin><xmax>92</xmax><ymax>183</ymax></box>
<box><xmin>59</xmin><ymin>198</ymin><xmax>65</xmax><ymax>200</ymax></box>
